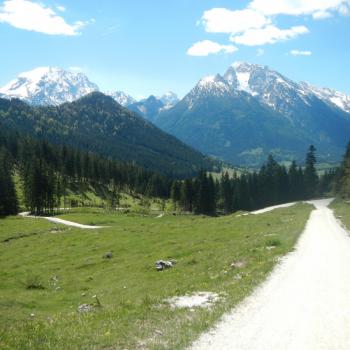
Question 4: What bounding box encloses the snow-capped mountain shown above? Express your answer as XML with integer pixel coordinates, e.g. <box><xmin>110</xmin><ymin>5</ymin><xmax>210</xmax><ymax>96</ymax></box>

<box><xmin>106</xmin><ymin>91</ymin><xmax>136</xmax><ymax>106</ymax></box>
<box><xmin>300</xmin><ymin>82</ymin><xmax>350</xmax><ymax>114</ymax></box>
<box><xmin>159</xmin><ymin>91</ymin><xmax>179</xmax><ymax>109</ymax></box>
<box><xmin>128</xmin><ymin>95</ymin><xmax>165</xmax><ymax>122</ymax></box>
<box><xmin>0</xmin><ymin>67</ymin><xmax>99</xmax><ymax>106</ymax></box>
<box><xmin>127</xmin><ymin>92</ymin><xmax>179</xmax><ymax>121</ymax></box>
<box><xmin>191</xmin><ymin>74</ymin><xmax>233</xmax><ymax>97</ymax></box>
<box><xmin>223</xmin><ymin>61</ymin><xmax>350</xmax><ymax>115</ymax></box>
<box><xmin>156</xmin><ymin>61</ymin><xmax>350</xmax><ymax>166</ymax></box>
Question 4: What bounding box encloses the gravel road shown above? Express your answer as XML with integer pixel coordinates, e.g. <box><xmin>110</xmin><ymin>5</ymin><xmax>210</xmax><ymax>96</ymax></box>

<box><xmin>190</xmin><ymin>199</ymin><xmax>350</xmax><ymax>350</ymax></box>
<box><xmin>19</xmin><ymin>212</ymin><xmax>105</xmax><ymax>229</ymax></box>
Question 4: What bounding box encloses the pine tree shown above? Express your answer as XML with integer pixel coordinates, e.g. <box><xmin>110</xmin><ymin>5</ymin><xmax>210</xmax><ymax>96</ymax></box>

<box><xmin>170</xmin><ymin>181</ymin><xmax>181</xmax><ymax>211</ymax></box>
<box><xmin>220</xmin><ymin>172</ymin><xmax>232</xmax><ymax>214</ymax></box>
<box><xmin>304</xmin><ymin>145</ymin><xmax>318</xmax><ymax>199</ymax></box>
<box><xmin>0</xmin><ymin>149</ymin><xmax>18</xmax><ymax>216</ymax></box>
<box><xmin>337</xmin><ymin>141</ymin><xmax>350</xmax><ymax>197</ymax></box>
<box><xmin>180</xmin><ymin>178</ymin><xmax>194</xmax><ymax>212</ymax></box>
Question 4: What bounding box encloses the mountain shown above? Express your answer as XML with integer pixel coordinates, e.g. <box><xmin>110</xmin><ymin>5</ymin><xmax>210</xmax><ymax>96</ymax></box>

<box><xmin>0</xmin><ymin>67</ymin><xmax>99</xmax><ymax>106</ymax></box>
<box><xmin>128</xmin><ymin>92</ymin><xmax>179</xmax><ymax>122</ymax></box>
<box><xmin>223</xmin><ymin>61</ymin><xmax>350</xmax><ymax>116</ymax></box>
<box><xmin>0</xmin><ymin>92</ymin><xmax>216</xmax><ymax>177</ymax></box>
<box><xmin>156</xmin><ymin>62</ymin><xmax>350</xmax><ymax>166</ymax></box>
<box><xmin>159</xmin><ymin>91</ymin><xmax>180</xmax><ymax>109</ymax></box>
<box><xmin>300</xmin><ymin>82</ymin><xmax>350</xmax><ymax>114</ymax></box>
<box><xmin>128</xmin><ymin>95</ymin><xmax>165</xmax><ymax>122</ymax></box>
<box><xmin>106</xmin><ymin>91</ymin><xmax>136</xmax><ymax>106</ymax></box>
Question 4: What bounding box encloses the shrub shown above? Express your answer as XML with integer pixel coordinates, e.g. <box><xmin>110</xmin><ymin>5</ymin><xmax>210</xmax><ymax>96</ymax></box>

<box><xmin>24</xmin><ymin>274</ymin><xmax>45</xmax><ymax>290</ymax></box>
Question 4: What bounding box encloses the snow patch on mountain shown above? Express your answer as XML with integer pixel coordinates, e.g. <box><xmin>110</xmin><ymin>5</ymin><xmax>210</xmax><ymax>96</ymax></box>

<box><xmin>197</xmin><ymin>74</ymin><xmax>231</xmax><ymax>96</ymax></box>
<box><xmin>0</xmin><ymin>67</ymin><xmax>99</xmax><ymax>106</ymax></box>
<box><xmin>106</xmin><ymin>91</ymin><xmax>136</xmax><ymax>106</ymax></box>
<box><xmin>159</xmin><ymin>91</ymin><xmax>179</xmax><ymax>109</ymax></box>
<box><xmin>300</xmin><ymin>82</ymin><xmax>350</xmax><ymax>113</ymax></box>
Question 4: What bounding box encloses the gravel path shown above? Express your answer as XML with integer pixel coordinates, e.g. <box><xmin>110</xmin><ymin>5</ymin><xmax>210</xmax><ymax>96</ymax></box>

<box><xmin>190</xmin><ymin>198</ymin><xmax>350</xmax><ymax>350</ymax></box>
<box><xmin>19</xmin><ymin>212</ymin><xmax>105</xmax><ymax>229</ymax></box>
<box><xmin>251</xmin><ymin>202</ymin><xmax>296</xmax><ymax>214</ymax></box>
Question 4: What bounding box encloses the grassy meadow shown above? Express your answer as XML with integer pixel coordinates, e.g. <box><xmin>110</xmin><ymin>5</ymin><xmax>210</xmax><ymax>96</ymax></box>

<box><xmin>0</xmin><ymin>203</ymin><xmax>312</xmax><ymax>350</ymax></box>
<box><xmin>330</xmin><ymin>199</ymin><xmax>350</xmax><ymax>230</ymax></box>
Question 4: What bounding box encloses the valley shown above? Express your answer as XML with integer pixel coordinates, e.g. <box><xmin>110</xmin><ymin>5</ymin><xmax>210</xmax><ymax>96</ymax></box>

<box><xmin>1</xmin><ymin>5</ymin><xmax>349</xmax><ymax>348</ymax></box>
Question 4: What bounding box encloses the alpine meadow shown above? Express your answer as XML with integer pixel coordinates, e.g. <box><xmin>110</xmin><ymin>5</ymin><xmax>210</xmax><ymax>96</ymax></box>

<box><xmin>1</xmin><ymin>1</ymin><xmax>350</xmax><ymax>349</ymax></box>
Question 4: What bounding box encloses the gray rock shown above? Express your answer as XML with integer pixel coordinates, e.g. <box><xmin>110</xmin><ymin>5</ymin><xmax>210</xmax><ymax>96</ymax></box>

<box><xmin>103</xmin><ymin>252</ymin><xmax>113</xmax><ymax>259</ymax></box>
<box><xmin>155</xmin><ymin>260</ymin><xmax>175</xmax><ymax>271</ymax></box>
<box><xmin>78</xmin><ymin>304</ymin><xmax>93</xmax><ymax>313</ymax></box>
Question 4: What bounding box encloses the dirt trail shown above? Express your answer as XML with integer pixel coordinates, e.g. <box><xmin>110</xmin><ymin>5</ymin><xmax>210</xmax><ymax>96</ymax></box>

<box><xmin>190</xmin><ymin>199</ymin><xmax>350</xmax><ymax>350</ymax></box>
<box><xmin>19</xmin><ymin>212</ymin><xmax>105</xmax><ymax>229</ymax></box>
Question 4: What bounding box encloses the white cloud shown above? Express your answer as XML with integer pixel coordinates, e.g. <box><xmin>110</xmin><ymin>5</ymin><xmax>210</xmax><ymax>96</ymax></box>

<box><xmin>313</xmin><ymin>10</ymin><xmax>333</xmax><ymax>19</ymax></box>
<box><xmin>256</xmin><ymin>48</ymin><xmax>265</xmax><ymax>56</ymax></box>
<box><xmin>200</xmin><ymin>8</ymin><xmax>270</xmax><ymax>34</ymax></box>
<box><xmin>189</xmin><ymin>0</ymin><xmax>348</xmax><ymax>55</ymax></box>
<box><xmin>187</xmin><ymin>40</ymin><xmax>238</xmax><ymax>56</ymax></box>
<box><xmin>56</xmin><ymin>5</ymin><xmax>65</xmax><ymax>12</ymax></box>
<box><xmin>290</xmin><ymin>49</ymin><xmax>312</xmax><ymax>56</ymax></box>
<box><xmin>0</xmin><ymin>0</ymin><xmax>87</xmax><ymax>35</ymax></box>
<box><xmin>249</xmin><ymin>0</ymin><xmax>350</xmax><ymax>17</ymax></box>
<box><xmin>338</xmin><ymin>3</ymin><xmax>350</xmax><ymax>15</ymax></box>
<box><xmin>230</xmin><ymin>25</ymin><xmax>309</xmax><ymax>46</ymax></box>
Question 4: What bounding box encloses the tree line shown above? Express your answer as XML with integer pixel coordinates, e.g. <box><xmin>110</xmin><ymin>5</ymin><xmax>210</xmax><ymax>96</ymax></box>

<box><xmin>171</xmin><ymin>145</ymin><xmax>336</xmax><ymax>215</ymax></box>
<box><xmin>0</xmin><ymin>124</ymin><xmax>340</xmax><ymax>218</ymax></box>
<box><xmin>333</xmin><ymin>141</ymin><xmax>350</xmax><ymax>197</ymax></box>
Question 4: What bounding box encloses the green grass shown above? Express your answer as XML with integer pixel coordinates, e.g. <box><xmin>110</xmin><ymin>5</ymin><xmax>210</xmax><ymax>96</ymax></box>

<box><xmin>330</xmin><ymin>198</ymin><xmax>350</xmax><ymax>230</ymax></box>
<box><xmin>0</xmin><ymin>203</ymin><xmax>312</xmax><ymax>350</ymax></box>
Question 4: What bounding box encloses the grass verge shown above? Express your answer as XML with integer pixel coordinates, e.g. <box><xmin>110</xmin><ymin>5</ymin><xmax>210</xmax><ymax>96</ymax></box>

<box><xmin>330</xmin><ymin>198</ymin><xmax>350</xmax><ymax>231</ymax></box>
<box><xmin>0</xmin><ymin>203</ymin><xmax>312</xmax><ymax>350</ymax></box>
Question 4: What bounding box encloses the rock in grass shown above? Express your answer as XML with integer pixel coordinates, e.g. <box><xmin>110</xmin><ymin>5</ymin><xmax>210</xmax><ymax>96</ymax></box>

<box><xmin>155</xmin><ymin>260</ymin><xmax>175</xmax><ymax>271</ymax></box>
<box><xmin>103</xmin><ymin>252</ymin><xmax>113</xmax><ymax>259</ymax></box>
<box><xmin>78</xmin><ymin>304</ymin><xmax>93</xmax><ymax>313</ymax></box>
<box><xmin>230</xmin><ymin>260</ymin><xmax>246</xmax><ymax>269</ymax></box>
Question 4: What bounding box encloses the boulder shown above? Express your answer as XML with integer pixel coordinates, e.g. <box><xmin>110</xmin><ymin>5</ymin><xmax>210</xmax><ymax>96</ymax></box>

<box><xmin>155</xmin><ymin>260</ymin><xmax>175</xmax><ymax>271</ymax></box>
<box><xmin>103</xmin><ymin>252</ymin><xmax>113</xmax><ymax>259</ymax></box>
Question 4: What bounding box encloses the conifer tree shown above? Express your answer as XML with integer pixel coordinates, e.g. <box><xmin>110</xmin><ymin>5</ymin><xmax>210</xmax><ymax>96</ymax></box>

<box><xmin>304</xmin><ymin>145</ymin><xmax>318</xmax><ymax>199</ymax></box>
<box><xmin>180</xmin><ymin>178</ymin><xmax>194</xmax><ymax>212</ymax></box>
<box><xmin>220</xmin><ymin>172</ymin><xmax>232</xmax><ymax>214</ymax></box>
<box><xmin>0</xmin><ymin>149</ymin><xmax>18</xmax><ymax>216</ymax></box>
<box><xmin>170</xmin><ymin>181</ymin><xmax>181</xmax><ymax>210</ymax></box>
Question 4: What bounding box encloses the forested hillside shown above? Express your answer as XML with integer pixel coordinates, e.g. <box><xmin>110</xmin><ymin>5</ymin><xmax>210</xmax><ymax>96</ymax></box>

<box><xmin>0</xmin><ymin>119</ymin><xmax>337</xmax><ymax>218</ymax></box>
<box><xmin>0</xmin><ymin>93</ymin><xmax>217</xmax><ymax>178</ymax></box>
<box><xmin>334</xmin><ymin>142</ymin><xmax>350</xmax><ymax>197</ymax></box>
<box><xmin>0</xmin><ymin>125</ymin><xmax>172</xmax><ymax>216</ymax></box>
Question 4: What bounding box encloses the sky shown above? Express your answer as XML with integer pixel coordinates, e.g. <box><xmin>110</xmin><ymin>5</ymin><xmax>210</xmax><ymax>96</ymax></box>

<box><xmin>0</xmin><ymin>0</ymin><xmax>349</xmax><ymax>98</ymax></box>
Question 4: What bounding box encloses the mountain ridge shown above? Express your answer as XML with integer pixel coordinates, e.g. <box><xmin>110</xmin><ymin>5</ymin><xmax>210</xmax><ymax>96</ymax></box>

<box><xmin>155</xmin><ymin>62</ymin><xmax>350</xmax><ymax>166</ymax></box>
<box><xmin>0</xmin><ymin>92</ymin><xmax>217</xmax><ymax>177</ymax></box>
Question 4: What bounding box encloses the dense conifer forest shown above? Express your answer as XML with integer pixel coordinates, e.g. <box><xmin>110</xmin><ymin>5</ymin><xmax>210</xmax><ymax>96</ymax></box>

<box><xmin>0</xmin><ymin>124</ymin><xmax>172</xmax><ymax>216</ymax></box>
<box><xmin>171</xmin><ymin>146</ymin><xmax>336</xmax><ymax>216</ymax></box>
<box><xmin>0</xmin><ymin>120</ymin><xmax>339</xmax><ymax>217</ymax></box>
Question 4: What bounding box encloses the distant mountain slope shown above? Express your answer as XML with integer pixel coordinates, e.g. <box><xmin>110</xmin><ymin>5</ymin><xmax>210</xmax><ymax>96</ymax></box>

<box><xmin>0</xmin><ymin>67</ymin><xmax>99</xmax><ymax>106</ymax></box>
<box><xmin>0</xmin><ymin>92</ymin><xmax>217</xmax><ymax>177</ymax></box>
<box><xmin>156</xmin><ymin>62</ymin><xmax>350</xmax><ymax>166</ymax></box>
<box><xmin>128</xmin><ymin>92</ymin><xmax>179</xmax><ymax>122</ymax></box>
<box><xmin>128</xmin><ymin>95</ymin><xmax>165</xmax><ymax>122</ymax></box>
<box><xmin>106</xmin><ymin>91</ymin><xmax>136</xmax><ymax>106</ymax></box>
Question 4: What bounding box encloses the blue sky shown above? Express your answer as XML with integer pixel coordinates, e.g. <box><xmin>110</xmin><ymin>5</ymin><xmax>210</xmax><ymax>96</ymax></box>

<box><xmin>0</xmin><ymin>0</ymin><xmax>349</xmax><ymax>98</ymax></box>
